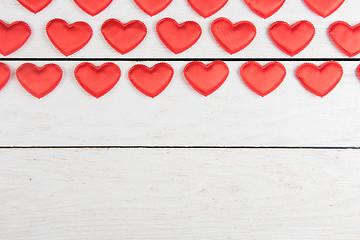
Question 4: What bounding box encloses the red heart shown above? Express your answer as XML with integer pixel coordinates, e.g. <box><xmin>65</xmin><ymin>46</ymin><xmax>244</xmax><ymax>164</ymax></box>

<box><xmin>187</xmin><ymin>0</ymin><xmax>228</xmax><ymax>18</ymax></box>
<box><xmin>16</xmin><ymin>63</ymin><xmax>63</xmax><ymax>99</ymax></box>
<box><xmin>269</xmin><ymin>21</ymin><xmax>315</xmax><ymax>56</ymax></box>
<box><xmin>129</xmin><ymin>63</ymin><xmax>174</xmax><ymax>98</ymax></box>
<box><xmin>244</xmin><ymin>0</ymin><xmax>285</xmax><ymax>19</ymax></box>
<box><xmin>184</xmin><ymin>61</ymin><xmax>229</xmax><ymax>96</ymax></box>
<box><xmin>0</xmin><ymin>20</ymin><xmax>31</xmax><ymax>56</ymax></box>
<box><xmin>211</xmin><ymin>18</ymin><xmax>256</xmax><ymax>55</ymax></box>
<box><xmin>101</xmin><ymin>19</ymin><xmax>147</xmax><ymax>55</ymax></box>
<box><xmin>329</xmin><ymin>21</ymin><xmax>360</xmax><ymax>57</ymax></box>
<box><xmin>46</xmin><ymin>19</ymin><xmax>92</xmax><ymax>56</ymax></box>
<box><xmin>75</xmin><ymin>62</ymin><xmax>121</xmax><ymax>98</ymax></box>
<box><xmin>304</xmin><ymin>0</ymin><xmax>344</xmax><ymax>18</ymax></box>
<box><xmin>0</xmin><ymin>63</ymin><xmax>11</xmax><ymax>91</ymax></box>
<box><xmin>133</xmin><ymin>0</ymin><xmax>172</xmax><ymax>16</ymax></box>
<box><xmin>357</xmin><ymin>65</ymin><xmax>360</xmax><ymax>80</ymax></box>
<box><xmin>73</xmin><ymin>0</ymin><xmax>112</xmax><ymax>16</ymax></box>
<box><xmin>157</xmin><ymin>18</ymin><xmax>201</xmax><ymax>54</ymax></box>
<box><xmin>296</xmin><ymin>62</ymin><xmax>343</xmax><ymax>97</ymax></box>
<box><xmin>17</xmin><ymin>0</ymin><xmax>53</xmax><ymax>13</ymax></box>
<box><xmin>240</xmin><ymin>62</ymin><xmax>286</xmax><ymax>97</ymax></box>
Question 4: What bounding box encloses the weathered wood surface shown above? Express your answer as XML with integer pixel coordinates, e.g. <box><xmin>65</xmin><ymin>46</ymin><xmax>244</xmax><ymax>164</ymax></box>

<box><xmin>1</xmin><ymin>148</ymin><xmax>360</xmax><ymax>240</ymax></box>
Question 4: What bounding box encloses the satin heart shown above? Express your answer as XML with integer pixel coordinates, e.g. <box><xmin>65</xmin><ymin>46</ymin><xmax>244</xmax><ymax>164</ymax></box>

<box><xmin>129</xmin><ymin>63</ymin><xmax>173</xmax><ymax>98</ymax></box>
<box><xmin>329</xmin><ymin>21</ymin><xmax>360</xmax><ymax>57</ymax></box>
<box><xmin>0</xmin><ymin>20</ymin><xmax>31</xmax><ymax>56</ymax></box>
<box><xmin>157</xmin><ymin>18</ymin><xmax>201</xmax><ymax>54</ymax></box>
<box><xmin>304</xmin><ymin>0</ymin><xmax>344</xmax><ymax>18</ymax></box>
<box><xmin>101</xmin><ymin>19</ymin><xmax>147</xmax><ymax>54</ymax></box>
<box><xmin>133</xmin><ymin>0</ymin><xmax>173</xmax><ymax>16</ymax></box>
<box><xmin>184</xmin><ymin>61</ymin><xmax>229</xmax><ymax>96</ymax></box>
<box><xmin>73</xmin><ymin>0</ymin><xmax>112</xmax><ymax>16</ymax></box>
<box><xmin>244</xmin><ymin>0</ymin><xmax>285</xmax><ymax>19</ymax></box>
<box><xmin>211</xmin><ymin>18</ymin><xmax>256</xmax><ymax>54</ymax></box>
<box><xmin>16</xmin><ymin>63</ymin><xmax>63</xmax><ymax>99</ymax></box>
<box><xmin>75</xmin><ymin>62</ymin><xmax>121</xmax><ymax>98</ymax></box>
<box><xmin>46</xmin><ymin>19</ymin><xmax>92</xmax><ymax>56</ymax></box>
<box><xmin>17</xmin><ymin>0</ymin><xmax>53</xmax><ymax>13</ymax></box>
<box><xmin>0</xmin><ymin>63</ymin><xmax>11</xmax><ymax>91</ymax></box>
<box><xmin>296</xmin><ymin>62</ymin><xmax>343</xmax><ymax>97</ymax></box>
<box><xmin>187</xmin><ymin>0</ymin><xmax>228</xmax><ymax>18</ymax></box>
<box><xmin>269</xmin><ymin>21</ymin><xmax>315</xmax><ymax>56</ymax></box>
<box><xmin>240</xmin><ymin>62</ymin><xmax>286</xmax><ymax>97</ymax></box>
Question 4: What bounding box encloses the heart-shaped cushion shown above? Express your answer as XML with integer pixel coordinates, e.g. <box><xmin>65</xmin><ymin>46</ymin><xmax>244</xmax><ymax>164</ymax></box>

<box><xmin>73</xmin><ymin>0</ymin><xmax>112</xmax><ymax>16</ymax></box>
<box><xmin>269</xmin><ymin>21</ymin><xmax>315</xmax><ymax>56</ymax></box>
<box><xmin>75</xmin><ymin>62</ymin><xmax>121</xmax><ymax>98</ymax></box>
<box><xmin>129</xmin><ymin>63</ymin><xmax>174</xmax><ymax>98</ymax></box>
<box><xmin>244</xmin><ymin>0</ymin><xmax>285</xmax><ymax>19</ymax></box>
<box><xmin>184</xmin><ymin>61</ymin><xmax>229</xmax><ymax>96</ymax></box>
<box><xmin>0</xmin><ymin>63</ymin><xmax>11</xmax><ymax>91</ymax></box>
<box><xmin>240</xmin><ymin>61</ymin><xmax>286</xmax><ymax>97</ymax></box>
<box><xmin>0</xmin><ymin>20</ymin><xmax>31</xmax><ymax>56</ymax></box>
<box><xmin>211</xmin><ymin>17</ymin><xmax>256</xmax><ymax>54</ymax></box>
<box><xmin>296</xmin><ymin>62</ymin><xmax>343</xmax><ymax>97</ymax></box>
<box><xmin>187</xmin><ymin>0</ymin><xmax>228</xmax><ymax>18</ymax></box>
<box><xmin>157</xmin><ymin>18</ymin><xmax>201</xmax><ymax>54</ymax></box>
<box><xmin>17</xmin><ymin>0</ymin><xmax>53</xmax><ymax>13</ymax></box>
<box><xmin>329</xmin><ymin>21</ymin><xmax>360</xmax><ymax>57</ymax></box>
<box><xmin>46</xmin><ymin>19</ymin><xmax>93</xmax><ymax>56</ymax></box>
<box><xmin>303</xmin><ymin>0</ymin><xmax>344</xmax><ymax>18</ymax></box>
<box><xmin>133</xmin><ymin>0</ymin><xmax>173</xmax><ymax>16</ymax></box>
<box><xmin>16</xmin><ymin>63</ymin><xmax>63</xmax><ymax>99</ymax></box>
<box><xmin>101</xmin><ymin>19</ymin><xmax>147</xmax><ymax>54</ymax></box>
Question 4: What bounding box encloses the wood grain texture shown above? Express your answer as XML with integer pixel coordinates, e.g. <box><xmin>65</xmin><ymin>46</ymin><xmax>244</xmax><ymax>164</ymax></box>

<box><xmin>0</xmin><ymin>148</ymin><xmax>360</xmax><ymax>240</ymax></box>
<box><xmin>0</xmin><ymin>0</ymin><xmax>359</xmax><ymax>146</ymax></box>
<box><xmin>0</xmin><ymin>60</ymin><xmax>360</xmax><ymax>146</ymax></box>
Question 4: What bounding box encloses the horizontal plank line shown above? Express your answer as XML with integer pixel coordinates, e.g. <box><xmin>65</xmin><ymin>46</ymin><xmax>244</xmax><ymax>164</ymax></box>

<box><xmin>0</xmin><ymin>146</ymin><xmax>359</xmax><ymax>150</ymax></box>
<box><xmin>1</xmin><ymin>58</ymin><xmax>360</xmax><ymax>62</ymax></box>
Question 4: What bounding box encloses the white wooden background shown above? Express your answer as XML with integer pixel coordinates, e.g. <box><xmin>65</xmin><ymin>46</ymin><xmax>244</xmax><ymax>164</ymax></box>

<box><xmin>1</xmin><ymin>0</ymin><xmax>360</xmax><ymax>239</ymax></box>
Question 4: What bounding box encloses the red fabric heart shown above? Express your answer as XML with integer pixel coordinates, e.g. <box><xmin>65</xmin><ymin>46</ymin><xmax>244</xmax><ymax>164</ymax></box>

<box><xmin>129</xmin><ymin>63</ymin><xmax>174</xmax><ymax>98</ymax></box>
<box><xmin>296</xmin><ymin>62</ymin><xmax>343</xmax><ymax>97</ymax></box>
<box><xmin>0</xmin><ymin>20</ymin><xmax>31</xmax><ymax>56</ymax></box>
<box><xmin>17</xmin><ymin>0</ymin><xmax>53</xmax><ymax>13</ymax></box>
<box><xmin>240</xmin><ymin>61</ymin><xmax>286</xmax><ymax>97</ymax></box>
<box><xmin>329</xmin><ymin>21</ymin><xmax>360</xmax><ymax>57</ymax></box>
<box><xmin>304</xmin><ymin>0</ymin><xmax>344</xmax><ymax>18</ymax></box>
<box><xmin>211</xmin><ymin>18</ymin><xmax>256</xmax><ymax>55</ymax></box>
<box><xmin>269</xmin><ymin>21</ymin><xmax>315</xmax><ymax>56</ymax></box>
<box><xmin>244</xmin><ymin>0</ymin><xmax>285</xmax><ymax>19</ymax></box>
<box><xmin>75</xmin><ymin>62</ymin><xmax>121</xmax><ymax>98</ymax></box>
<box><xmin>73</xmin><ymin>0</ymin><xmax>112</xmax><ymax>16</ymax></box>
<box><xmin>133</xmin><ymin>0</ymin><xmax>173</xmax><ymax>16</ymax></box>
<box><xmin>101</xmin><ymin>19</ymin><xmax>147</xmax><ymax>54</ymax></box>
<box><xmin>0</xmin><ymin>63</ymin><xmax>11</xmax><ymax>91</ymax></box>
<box><xmin>184</xmin><ymin>61</ymin><xmax>229</xmax><ymax>96</ymax></box>
<box><xmin>187</xmin><ymin>0</ymin><xmax>228</xmax><ymax>18</ymax></box>
<box><xmin>46</xmin><ymin>19</ymin><xmax>92</xmax><ymax>56</ymax></box>
<box><xmin>16</xmin><ymin>63</ymin><xmax>63</xmax><ymax>99</ymax></box>
<box><xmin>157</xmin><ymin>18</ymin><xmax>201</xmax><ymax>54</ymax></box>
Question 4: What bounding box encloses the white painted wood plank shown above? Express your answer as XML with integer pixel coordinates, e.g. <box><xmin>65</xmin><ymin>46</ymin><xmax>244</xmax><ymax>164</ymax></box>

<box><xmin>0</xmin><ymin>0</ymin><xmax>359</xmax><ymax>58</ymax></box>
<box><xmin>0</xmin><ymin>60</ymin><xmax>360</xmax><ymax>146</ymax></box>
<box><xmin>0</xmin><ymin>148</ymin><xmax>359</xmax><ymax>239</ymax></box>
<box><xmin>1</xmin><ymin>1</ymin><xmax>360</xmax><ymax>146</ymax></box>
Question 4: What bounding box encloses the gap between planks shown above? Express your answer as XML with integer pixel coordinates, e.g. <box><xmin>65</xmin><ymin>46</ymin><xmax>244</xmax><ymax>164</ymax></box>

<box><xmin>0</xmin><ymin>146</ymin><xmax>359</xmax><ymax>149</ymax></box>
<box><xmin>2</xmin><ymin>58</ymin><xmax>360</xmax><ymax>62</ymax></box>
